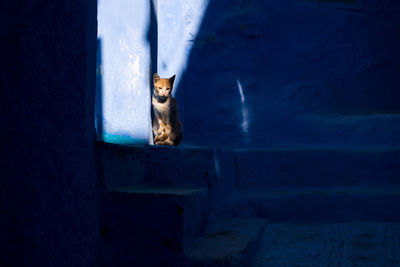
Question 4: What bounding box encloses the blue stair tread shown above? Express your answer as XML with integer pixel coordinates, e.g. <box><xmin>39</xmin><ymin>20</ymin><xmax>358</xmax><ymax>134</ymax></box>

<box><xmin>231</xmin><ymin>186</ymin><xmax>400</xmax><ymax>222</ymax></box>
<box><xmin>185</xmin><ymin>219</ymin><xmax>266</xmax><ymax>261</ymax></box>
<box><xmin>109</xmin><ymin>186</ymin><xmax>207</xmax><ymax>196</ymax></box>
<box><xmin>236</xmin><ymin>185</ymin><xmax>400</xmax><ymax>198</ymax></box>
<box><xmin>253</xmin><ymin>222</ymin><xmax>400</xmax><ymax>266</ymax></box>
<box><xmin>97</xmin><ymin>141</ymin><xmax>220</xmax><ymax>188</ymax></box>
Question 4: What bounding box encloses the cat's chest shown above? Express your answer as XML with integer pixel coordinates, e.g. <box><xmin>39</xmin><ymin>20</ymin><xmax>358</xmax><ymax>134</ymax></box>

<box><xmin>153</xmin><ymin>98</ymin><xmax>171</xmax><ymax>115</ymax></box>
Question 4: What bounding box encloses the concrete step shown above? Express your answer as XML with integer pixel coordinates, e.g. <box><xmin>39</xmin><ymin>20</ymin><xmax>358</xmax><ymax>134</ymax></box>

<box><xmin>229</xmin><ymin>186</ymin><xmax>400</xmax><ymax>222</ymax></box>
<box><xmin>96</xmin><ymin>141</ymin><xmax>234</xmax><ymax>189</ymax></box>
<box><xmin>184</xmin><ymin>219</ymin><xmax>267</xmax><ymax>266</ymax></box>
<box><xmin>234</xmin><ymin>149</ymin><xmax>400</xmax><ymax>190</ymax></box>
<box><xmin>252</xmin><ymin>222</ymin><xmax>400</xmax><ymax>266</ymax></box>
<box><xmin>99</xmin><ymin>186</ymin><xmax>208</xmax><ymax>266</ymax></box>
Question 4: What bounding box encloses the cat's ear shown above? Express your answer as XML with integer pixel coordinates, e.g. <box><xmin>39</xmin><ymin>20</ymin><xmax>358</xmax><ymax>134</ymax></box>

<box><xmin>169</xmin><ymin>75</ymin><xmax>176</xmax><ymax>86</ymax></box>
<box><xmin>153</xmin><ymin>73</ymin><xmax>160</xmax><ymax>83</ymax></box>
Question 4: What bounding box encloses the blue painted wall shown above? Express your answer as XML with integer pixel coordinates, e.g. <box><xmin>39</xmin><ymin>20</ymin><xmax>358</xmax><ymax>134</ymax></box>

<box><xmin>174</xmin><ymin>0</ymin><xmax>400</xmax><ymax>148</ymax></box>
<box><xmin>97</xmin><ymin>0</ymin><xmax>155</xmax><ymax>144</ymax></box>
<box><xmin>96</xmin><ymin>0</ymin><xmax>400</xmax><ymax>148</ymax></box>
<box><xmin>157</xmin><ymin>0</ymin><xmax>209</xmax><ymax>90</ymax></box>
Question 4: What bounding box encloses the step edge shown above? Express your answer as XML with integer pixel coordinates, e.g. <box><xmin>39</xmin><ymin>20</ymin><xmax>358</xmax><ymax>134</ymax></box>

<box><xmin>235</xmin><ymin>185</ymin><xmax>400</xmax><ymax>198</ymax></box>
<box><xmin>108</xmin><ymin>185</ymin><xmax>208</xmax><ymax>196</ymax></box>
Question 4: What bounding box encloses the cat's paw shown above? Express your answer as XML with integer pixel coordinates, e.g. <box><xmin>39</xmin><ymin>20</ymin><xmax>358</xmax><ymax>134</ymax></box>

<box><xmin>157</xmin><ymin>128</ymin><xmax>164</xmax><ymax>135</ymax></box>
<box><xmin>154</xmin><ymin>133</ymin><xmax>168</xmax><ymax>143</ymax></box>
<box><xmin>154</xmin><ymin>135</ymin><xmax>161</xmax><ymax>142</ymax></box>
<box><xmin>155</xmin><ymin>140</ymin><xmax>166</xmax><ymax>145</ymax></box>
<box><xmin>159</xmin><ymin>133</ymin><xmax>169</xmax><ymax>141</ymax></box>
<box><xmin>155</xmin><ymin>139</ymin><xmax>174</xmax><ymax>146</ymax></box>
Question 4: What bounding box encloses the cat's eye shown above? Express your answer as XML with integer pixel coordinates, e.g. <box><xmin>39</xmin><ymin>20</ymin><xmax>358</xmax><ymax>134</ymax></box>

<box><xmin>167</xmin><ymin>88</ymin><xmax>170</xmax><ymax>90</ymax></box>
<box><xmin>158</xmin><ymin>87</ymin><xmax>162</xmax><ymax>90</ymax></box>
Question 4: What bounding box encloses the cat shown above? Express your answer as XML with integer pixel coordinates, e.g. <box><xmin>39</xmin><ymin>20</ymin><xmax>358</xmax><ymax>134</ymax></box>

<box><xmin>152</xmin><ymin>73</ymin><xmax>182</xmax><ymax>146</ymax></box>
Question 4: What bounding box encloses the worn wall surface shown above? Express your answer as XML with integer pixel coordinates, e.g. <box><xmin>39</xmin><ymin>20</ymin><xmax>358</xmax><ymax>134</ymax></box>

<box><xmin>97</xmin><ymin>0</ymin><xmax>156</xmax><ymax>144</ymax></box>
<box><xmin>1</xmin><ymin>1</ymin><xmax>99</xmax><ymax>266</ymax></box>
<box><xmin>175</xmin><ymin>0</ymin><xmax>400</xmax><ymax>148</ymax></box>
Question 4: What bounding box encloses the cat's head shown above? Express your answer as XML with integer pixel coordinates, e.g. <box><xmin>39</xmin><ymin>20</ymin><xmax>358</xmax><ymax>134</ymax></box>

<box><xmin>153</xmin><ymin>73</ymin><xmax>175</xmax><ymax>100</ymax></box>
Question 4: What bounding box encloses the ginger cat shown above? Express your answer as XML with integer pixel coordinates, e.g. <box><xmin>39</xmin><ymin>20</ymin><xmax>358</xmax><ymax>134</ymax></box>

<box><xmin>152</xmin><ymin>73</ymin><xmax>182</xmax><ymax>146</ymax></box>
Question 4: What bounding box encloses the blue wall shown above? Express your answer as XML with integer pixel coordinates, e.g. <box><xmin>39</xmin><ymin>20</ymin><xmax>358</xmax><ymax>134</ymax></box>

<box><xmin>97</xmin><ymin>0</ymin><xmax>156</xmax><ymax>144</ymax></box>
<box><xmin>175</xmin><ymin>0</ymin><xmax>400</xmax><ymax>148</ymax></box>
<box><xmin>157</xmin><ymin>0</ymin><xmax>209</xmax><ymax>91</ymax></box>
<box><xmin>96</xmin><ymin>0</ymin><xmax>400</xmax><ymax>148</ymax></box>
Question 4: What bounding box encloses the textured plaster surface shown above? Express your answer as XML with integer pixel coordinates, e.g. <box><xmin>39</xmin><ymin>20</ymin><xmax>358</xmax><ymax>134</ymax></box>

<box><xmin>97</xmin><ymin>0</ymin><xmax>154</xmax><ymax>143</ymax></box>
<box><xmin>254</xmin><ymin>222</ymin><xmax>400</xmax><ymax>266</ymax></box>
<box><xmin>176</xmin><ymin>0</ymin><xmax>400</xmax><ymax>148</ymax></box>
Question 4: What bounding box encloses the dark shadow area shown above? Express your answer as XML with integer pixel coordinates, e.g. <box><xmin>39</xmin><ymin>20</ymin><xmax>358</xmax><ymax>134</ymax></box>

<box><xmin>177</xmin><ymin>0</ymin><xmax>400</xmax><ymax>148</ymax></box>
<box><xmin>148</xmin><ymin>0</ymin><xmax>158</xmax><ymax>144</ymax></box>
<box><xmin>299</xmin><ymin>0</ymin><xmax>359</xmax><ymax>4</ymax></box>
<box><xmin>1</xmin><ymin>0</ymin><xmax>100</xmax><ymax>266</ymax></box>
<box><xmin>95</xmin><ymin>38</ymin><xmax>103</xmax><ymax>140</ymax></box>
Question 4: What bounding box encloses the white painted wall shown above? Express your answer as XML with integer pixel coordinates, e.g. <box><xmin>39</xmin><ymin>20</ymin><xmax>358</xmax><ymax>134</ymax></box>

<box><xmin>157</xmin><ymin>0</ymin><xmax>209</xmax><ymax>95</ymax></box>
<box><xmin>98</xmin><ymin>0</ymin><xmax>152</xmax><ymax>144</ymax></box>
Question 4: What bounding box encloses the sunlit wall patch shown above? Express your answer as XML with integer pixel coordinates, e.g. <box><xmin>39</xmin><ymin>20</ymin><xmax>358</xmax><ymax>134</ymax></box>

<box><xmin>157</xmin><ymin>0</ymin><xmax>210</xmax><ymax>96</ymax></box>
<box><xmin>237</xmin><ymin>79</ymin><xmax>251</xmax><ymax>144</ymax></box>
<box><xmin>96</xmin><ymin>0</ymin><xmax>153</xmax><ymax>144</ymax></box>
<box><xmin>96</xmin><ymin>0</ymin><xmax>208</xmax><ymax>145</ymax></box>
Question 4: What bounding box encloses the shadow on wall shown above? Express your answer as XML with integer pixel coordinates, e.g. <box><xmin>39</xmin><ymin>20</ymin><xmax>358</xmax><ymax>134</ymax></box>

<box><xmin>148</xmin><ymin>0</ymin><xmax>158</xmax><ymax>144</ymax></box>
<box><xmin>95</xmin><ymin>38</ymin><xmax>103</xmax><ymax>140</ymax></box>
<box><xmin>176</xmin><ymin>0</ymin><xmax>400</xmax><ymax>148</ymax></box>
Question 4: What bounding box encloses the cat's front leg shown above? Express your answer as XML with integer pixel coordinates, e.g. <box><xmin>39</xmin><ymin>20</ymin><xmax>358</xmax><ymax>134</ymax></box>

<box><xmin>159</xmin><ymin>127</ymin><xmax>171</xmax><ymax>141</ymax></box>
<box><xmin>157</xmin><ymin>120</ymin><xmax>166</xmax><ymax>135</ymax></box>
<box><xmin>157</xmin><ymin>127</ymin><xmax>164</xmax><ymax>136</ymax></box>
<box><xmin>154</xmin><ymin>126</ymin><xmax>170</xmax><ymax>143</ymax></box>
<box><xmin>154</xmin><ymin>132</ymin><xmax>166</xmax><ymax>145</ymax></box>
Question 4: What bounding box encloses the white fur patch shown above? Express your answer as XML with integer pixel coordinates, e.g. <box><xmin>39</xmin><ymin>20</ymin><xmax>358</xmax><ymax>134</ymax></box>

<box><xmin>152</xmin><ymin>97</ymin><xmax>171</xmax><ymax>123</ymax></box>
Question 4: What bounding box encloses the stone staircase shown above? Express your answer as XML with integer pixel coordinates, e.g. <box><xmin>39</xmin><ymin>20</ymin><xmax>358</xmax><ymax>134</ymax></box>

<box><xmin>99</xmin><ymin>186</ymin><xmax>208</xmax><ymax>266</ymax></box>
<box><xmin>230</xmin><ymin>149</ymin><xmax>400</xmax><ymax>222</ymax></box>
<box><xmin>96</xmin><ymin>141</ymin><xmax>265</xmax><ymax>266</ymax></box>
<box><xmin>95</xmin><ymin>141</ymin><xmax>400</xmax><ymax>266</ymax></box>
